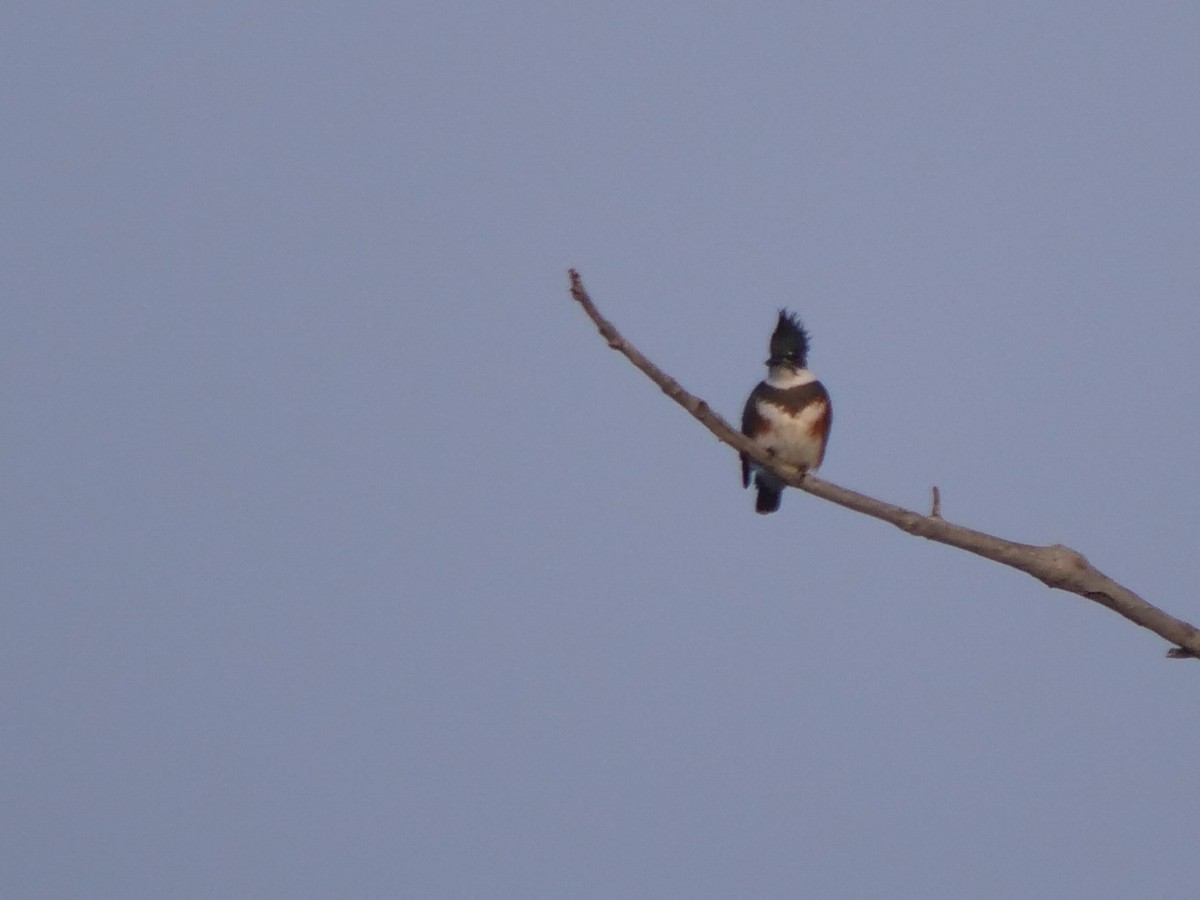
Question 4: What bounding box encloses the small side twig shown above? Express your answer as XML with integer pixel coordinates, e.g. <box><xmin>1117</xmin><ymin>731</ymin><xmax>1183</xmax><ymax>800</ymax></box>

<box><xmin>929</xmin><ymin>486</ymin><xmax>942</xmax><ymax>519</ymax></box>
<box><xmin>568</xmin><ymin>269</ymin><xmax>1200</xmax><ymax>661</ymax></box>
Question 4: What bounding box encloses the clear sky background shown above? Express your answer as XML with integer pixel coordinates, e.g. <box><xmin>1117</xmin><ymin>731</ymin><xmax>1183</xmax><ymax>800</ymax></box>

<box><xmin>4</xmin><ymin>2</ymin><xmax>1199</xmax><ymax>898</ymax></box>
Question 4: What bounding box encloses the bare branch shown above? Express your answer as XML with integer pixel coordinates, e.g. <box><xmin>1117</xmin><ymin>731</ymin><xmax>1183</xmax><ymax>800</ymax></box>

<box><xmin>568</xmin><ymin>269</ymin><xmax>1200</xmax><ymax>660</ymax></box>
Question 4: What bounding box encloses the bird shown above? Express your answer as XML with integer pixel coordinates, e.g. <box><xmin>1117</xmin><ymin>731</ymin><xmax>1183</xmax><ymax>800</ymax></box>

<box><xmin>740</xmin><ymin>310</ymin><xmax>832</xmax><ymax>514</ymax></box>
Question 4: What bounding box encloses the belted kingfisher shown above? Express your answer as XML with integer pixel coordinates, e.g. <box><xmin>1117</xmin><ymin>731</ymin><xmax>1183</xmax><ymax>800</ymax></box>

<box><xmin>740</xmin><ymin>310</ymin><xmax>832</xmax><ymax>514</ymax></box>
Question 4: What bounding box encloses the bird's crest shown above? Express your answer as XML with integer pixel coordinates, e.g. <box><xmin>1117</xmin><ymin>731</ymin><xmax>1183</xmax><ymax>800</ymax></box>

<box><xmin>769</xmin><ymin>309</ymin><xmax>810</xmax><ymax>366</ymax></box>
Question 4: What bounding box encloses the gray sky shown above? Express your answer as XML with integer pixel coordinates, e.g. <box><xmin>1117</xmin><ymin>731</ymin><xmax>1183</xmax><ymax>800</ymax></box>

<box><xmin>5</xmin><ymin>2</ymin><xmax>1199</xmax><ymax>897</ymax></box>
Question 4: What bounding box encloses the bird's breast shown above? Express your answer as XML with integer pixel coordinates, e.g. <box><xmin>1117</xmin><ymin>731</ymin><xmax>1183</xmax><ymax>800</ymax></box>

<box><xmin>754</xmin><ymin>397</ymin><xmax>829</xmax><ymax>470</ymax></box>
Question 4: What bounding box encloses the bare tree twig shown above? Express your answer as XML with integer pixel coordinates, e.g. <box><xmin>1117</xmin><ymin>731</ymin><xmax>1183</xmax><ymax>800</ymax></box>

<box><xmin>568</xmin><ymin>269</ymin><xmax>1200</xmax><ymax>660</ymax></box>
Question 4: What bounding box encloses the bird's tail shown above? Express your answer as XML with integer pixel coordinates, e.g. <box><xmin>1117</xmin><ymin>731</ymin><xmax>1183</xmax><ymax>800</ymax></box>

<box><xmin>755</xmin><ymin>484</ymin><xmax>782</xmax><ymax>514</ymax></box>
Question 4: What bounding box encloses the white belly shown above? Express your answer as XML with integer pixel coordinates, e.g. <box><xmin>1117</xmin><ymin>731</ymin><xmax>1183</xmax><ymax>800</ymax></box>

<box><xmin>756</xmin><ymin>400</ymin><xmax>826</xmax><ymax>471</ymax></box>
